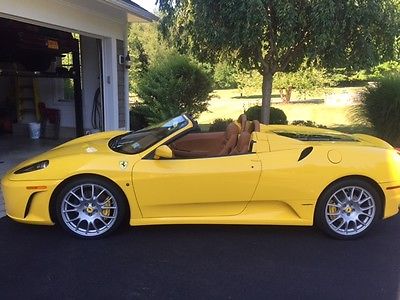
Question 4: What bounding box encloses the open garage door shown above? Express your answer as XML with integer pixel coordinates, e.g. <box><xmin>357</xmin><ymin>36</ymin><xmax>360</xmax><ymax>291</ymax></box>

<box><xmin>0</xmin><ymin>17</ymin><xmax>104</xmax><ymax>140</ymax></box>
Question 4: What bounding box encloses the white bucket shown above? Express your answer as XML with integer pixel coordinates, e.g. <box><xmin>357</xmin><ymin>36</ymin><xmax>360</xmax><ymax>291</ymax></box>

<box><xmin>28</xmin><ymin>122</ymin><xmax>41</xmax><ymax>139</ymax></box>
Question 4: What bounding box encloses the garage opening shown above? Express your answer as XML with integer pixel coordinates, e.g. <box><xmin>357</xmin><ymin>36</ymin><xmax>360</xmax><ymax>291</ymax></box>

<box><xmin>0</xmin><ymin>17</ymin><xmax>104</xmax><ymax>141</ymax></box>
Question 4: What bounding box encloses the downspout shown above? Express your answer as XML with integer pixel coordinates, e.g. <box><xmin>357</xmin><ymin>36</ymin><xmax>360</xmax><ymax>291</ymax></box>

<box><xmin>124</xmin><ymin>14</ymin><xmax>130</xmax><ymax>130</ymax></box>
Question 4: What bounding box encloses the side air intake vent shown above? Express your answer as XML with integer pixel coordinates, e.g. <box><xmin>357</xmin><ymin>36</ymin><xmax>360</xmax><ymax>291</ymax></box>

<box><xmin>298</xmin><ymin>147</ymin><xmax>313</xmax><ymax>161</ymax></box>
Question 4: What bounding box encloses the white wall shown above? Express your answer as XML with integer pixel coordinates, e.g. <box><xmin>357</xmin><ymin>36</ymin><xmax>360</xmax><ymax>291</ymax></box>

<box><xmin>102</xmin><ymin>38</ymin><xmax>119</xmax><ymax>131</ymax></box>
<box><xmin>37</xmin><ymin>78</ymin><xmax>75</xmax><ymax>128</ymax></box>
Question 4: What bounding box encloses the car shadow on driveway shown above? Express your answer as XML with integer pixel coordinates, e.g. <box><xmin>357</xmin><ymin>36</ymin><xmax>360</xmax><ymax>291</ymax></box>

<box><xmin>1</xmin><ymin>216</ymin><xmax>400</xmax><ymax>299</ymax></box>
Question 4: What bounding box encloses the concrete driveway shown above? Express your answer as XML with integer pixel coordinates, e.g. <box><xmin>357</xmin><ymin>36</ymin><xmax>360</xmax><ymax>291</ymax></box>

<box><xmin>0</xmin><ymin>216</ymin><xmax>400</xmax><ymax>299</ymax></box>
<box><xmin>0</xmin><ymin>135</ymin><xmax>66</xmax><ymax>218</ymax></box>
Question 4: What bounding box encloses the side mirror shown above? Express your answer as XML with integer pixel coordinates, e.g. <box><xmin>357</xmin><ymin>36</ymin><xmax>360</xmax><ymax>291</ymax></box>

<box><xmin>154</xmin><ymin>145</ymin><xmax>173</xmax><ymax>160</ymax></box>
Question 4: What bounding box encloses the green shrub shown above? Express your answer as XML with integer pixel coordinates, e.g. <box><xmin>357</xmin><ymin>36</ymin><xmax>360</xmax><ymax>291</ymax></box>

<box><xmin>129</xmin><ymin>104</ymin><xmax>149</xmax><ymax>131</ymax></box>
<box><xmin>353</xmin><ymin>76</ymin><xmax>400</xmax><ymax>145</ymax></box>
<box><xmin>244</xmin><ymin>105</ymin><xmax>288</xmax><ymax>124</ymax></box>
<box><xmin>136</xmin><ymin>54</ymin><xmax>213</xmax><ymax>124</ymax></box>
<box><xmin>209</xmin><ymin>118</ymin><xmax>234</xmax><ymax>132</ymax></box>
<box><xmin>270</xmin><ymin>107</ymin><xmax>288</xmax><ymax>124</ymax></box>
<box><xmin>213</xmin><ymin>62</ymin><xmax>237</xmax><ymax>89</ymax></box>
<box><xmin>370</xmin><ymin>61</ymin><xmax>400</xmax><ymax>80</ymax></box>
<box><xmin>291</xmin><ymin>120</ymin><xmax>327</xmax><ymax>128</ymax></box>
<box><xmin>244</xmin><ymin>105</ymin><xmax>261</xmax><ymax>121</ymax></box>
<box><xmin>346</xmin><ymin>61</ymin><xmax>400</xmax><ymax>84</ymax></box>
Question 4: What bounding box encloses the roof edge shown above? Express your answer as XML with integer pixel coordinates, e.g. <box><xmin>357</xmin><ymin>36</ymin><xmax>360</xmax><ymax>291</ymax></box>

<box><xmin>101</xmin><ymin>0</ymin><xmax>158</xmax><ymax>22</ymax></box>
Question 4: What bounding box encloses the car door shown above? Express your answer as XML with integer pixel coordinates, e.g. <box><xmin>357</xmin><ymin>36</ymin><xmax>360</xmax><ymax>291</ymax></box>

<box><xmin>132</xmin><ymin>154</ymin><xmax>262</xmax><ymax>218</ymax></box>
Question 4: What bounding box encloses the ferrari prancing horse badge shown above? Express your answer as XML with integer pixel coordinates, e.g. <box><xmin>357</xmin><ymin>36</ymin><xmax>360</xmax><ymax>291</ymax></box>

<box><xmin>119</xmin><ymin>161</ymin><xmax>128</xmax><ymax>169</ymax></box>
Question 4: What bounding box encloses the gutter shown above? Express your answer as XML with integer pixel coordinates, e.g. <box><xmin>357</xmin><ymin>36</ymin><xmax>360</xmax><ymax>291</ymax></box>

<box><xmin>100</xmin><ymin>0</ymin><xmax>159</xmax><ymax>22</ymax></box>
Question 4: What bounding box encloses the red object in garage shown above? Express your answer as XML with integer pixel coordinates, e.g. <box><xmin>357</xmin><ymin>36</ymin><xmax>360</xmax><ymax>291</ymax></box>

<box><xmin>0</xmin><ymin>118</ymin><xmax>12</xmax><ymax>133</ymax></box>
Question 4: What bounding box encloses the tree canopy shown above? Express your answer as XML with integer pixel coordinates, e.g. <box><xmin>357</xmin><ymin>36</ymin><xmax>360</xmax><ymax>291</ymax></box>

<box><xmin>158</xmin><ymin>0</ymin><xmax>400</xmax><ymax>123</ymax></box>
<box><xmin>128</xmin><ymin>23</ymin><xmax>172</xmax><ymax>92</ymax></box>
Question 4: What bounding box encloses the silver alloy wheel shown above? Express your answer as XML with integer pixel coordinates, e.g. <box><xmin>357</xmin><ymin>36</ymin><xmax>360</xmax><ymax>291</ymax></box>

<box><xmin>61</xmin><ymin>183</ymin><xmax>118</xmax><ymax>237</ymax></box>
<box><xmin>325</xmin><ymin>186</ymin><xmax>376</xmax><ymax>236</ymax></box>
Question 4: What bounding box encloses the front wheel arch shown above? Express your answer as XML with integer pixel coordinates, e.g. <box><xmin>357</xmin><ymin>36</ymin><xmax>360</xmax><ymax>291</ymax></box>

<box><xmin>49</xmin><ymin>173</ymin><xmax>130</xmax><ymax>225</ymax></box>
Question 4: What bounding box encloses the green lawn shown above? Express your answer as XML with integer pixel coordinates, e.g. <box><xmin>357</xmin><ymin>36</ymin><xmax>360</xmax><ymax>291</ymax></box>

<box><xmin>198</xmin><ymin>87</ymin><xmax>365</xmax><ymax>128</ymax></box>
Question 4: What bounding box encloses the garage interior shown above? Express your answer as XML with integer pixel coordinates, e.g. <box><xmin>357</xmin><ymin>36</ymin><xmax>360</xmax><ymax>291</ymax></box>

<box><xmin>0</xmin><ymin>17</ymin><xmax>104</xmax><ymax>141</ymax></box>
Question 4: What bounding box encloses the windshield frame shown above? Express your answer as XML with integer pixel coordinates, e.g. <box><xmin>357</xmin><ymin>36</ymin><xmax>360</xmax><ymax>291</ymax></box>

<box><xmin>109</xmin><ymin>114</ymin><xmax>192</xmax><ymax>155</ymax></box>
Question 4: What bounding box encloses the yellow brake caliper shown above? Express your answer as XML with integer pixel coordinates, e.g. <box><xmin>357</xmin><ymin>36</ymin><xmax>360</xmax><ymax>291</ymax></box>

<box><xmin>102</xmin><ymin>196</ymin><xmax>112</xmax><ymax>217</ymax></box>
<box><xmin>328</xmin><ymin>204</ymin><xmax>338</xmax><ymax>220</ymax></box>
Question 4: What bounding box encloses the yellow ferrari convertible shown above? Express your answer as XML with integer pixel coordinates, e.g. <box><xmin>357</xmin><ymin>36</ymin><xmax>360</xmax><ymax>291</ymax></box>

<box><xmin>2</xmin><ymin>114</ymin><xmax>400</xmax><ymax>239</ymax></box>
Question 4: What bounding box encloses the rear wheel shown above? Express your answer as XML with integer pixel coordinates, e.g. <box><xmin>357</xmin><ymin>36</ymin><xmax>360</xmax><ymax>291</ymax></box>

<box><xmin>55</xmin><ymin>177</ymin><xmax>127</xmax><ymax>239</ymax></box>
<box><xmin>315</xmin><ymin>179</ymin><xmax>382</xmax><ymax>239</ymax></box>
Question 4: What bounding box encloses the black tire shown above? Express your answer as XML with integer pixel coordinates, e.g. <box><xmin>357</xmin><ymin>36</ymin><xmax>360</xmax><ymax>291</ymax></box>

<box><xmin>315</xmin><ymin>178</ymin><xmax>382</xmax><ymax>240</ymax></box>
<box><xmin>55</xmin><ymin>176</ymin><xmax>127</xmax><ymax>239</ymax></box>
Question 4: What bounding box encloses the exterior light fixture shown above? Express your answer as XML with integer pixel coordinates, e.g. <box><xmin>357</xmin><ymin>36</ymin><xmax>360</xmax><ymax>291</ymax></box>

<box><xmin>125</xmin><ymin>53</ymin><xmax>131</xmax><ymax>69</ymax></box>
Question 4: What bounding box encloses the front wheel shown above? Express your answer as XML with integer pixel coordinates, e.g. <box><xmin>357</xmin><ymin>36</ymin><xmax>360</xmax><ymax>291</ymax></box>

<box><xmin>55</xmin><ymin>177</ymin><xmax>127</xmax><ymax>239</ymax></box>
<box><xmin>315</xmin><ymin>179</ymin><xmax>382</xmax><ymax>239</ymax></box>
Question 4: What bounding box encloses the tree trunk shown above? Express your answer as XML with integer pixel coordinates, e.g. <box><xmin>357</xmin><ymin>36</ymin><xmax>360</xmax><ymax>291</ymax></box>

<box><xmin>281</xmin><ymin>87</ymin><xmax>292</xmax><ymax>103</ymax></box>
<box><xmin>261</xmin><ymin>71</ymin><xmax>273</xmax><ymax>124</ymax></box>
<box><xmin>286</xmin><ymin>87</ymin><xmax>292</xmax><ymax>103</ymax></box>
<box><xmin>279</xmin><ymin>89</ymin><xmax>285</xmax><ymax>101</ymax></box>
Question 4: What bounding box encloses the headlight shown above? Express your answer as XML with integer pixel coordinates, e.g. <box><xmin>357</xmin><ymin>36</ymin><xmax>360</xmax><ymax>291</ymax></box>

<box><xmin>14</xmin><ymin>160</ymin><xmax>49</xmax><ymax>174</ymax></box>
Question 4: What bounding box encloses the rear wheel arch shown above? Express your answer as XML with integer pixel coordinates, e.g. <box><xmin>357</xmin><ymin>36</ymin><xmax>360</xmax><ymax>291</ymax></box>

<box><xmin>49</xmin><ymin>173</ymin><xmax>130</xmax><ymax>224</ymax></box>
<box><xmin>314</xmin><ymin>175</ymin><xmax>384</xmax><ymax>239</ymax></box>
<box><xmin>315</xmin><ymin>175</ymin><xmax>385</xmax><ymax>221</ymax></box>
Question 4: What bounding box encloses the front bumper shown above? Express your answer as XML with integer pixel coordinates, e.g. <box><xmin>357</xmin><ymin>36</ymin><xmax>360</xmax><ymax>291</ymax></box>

<box><xmin>1</xmin><ymin>177</ymin><xmax>61</xmax><ymax>225</ymax></box>
<box><xmin>381</xmin><ymin>181</ymin><xmax>400</xmax><ymax>219</ymax></box>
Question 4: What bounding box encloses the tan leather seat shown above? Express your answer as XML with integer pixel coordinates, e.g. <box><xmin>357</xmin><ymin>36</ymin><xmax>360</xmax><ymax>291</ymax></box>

<box><xmin>172</xmin><ymin>114</ymin><xmax>249</xmax><ymax>158</ymax></box>
<box><xmin>230</xmin><ymin>122</ymin><xmax>252</xmax><ymax>155</ymax></box>
<box><xmin>217</xmin><ymin>114</ymin><xmax>248</xmax><ymax>156</ymax></box>
<box><xmin>217</xmin><ymin>122</ymin><xmax>240</xmax><ymax>156</ymax></box>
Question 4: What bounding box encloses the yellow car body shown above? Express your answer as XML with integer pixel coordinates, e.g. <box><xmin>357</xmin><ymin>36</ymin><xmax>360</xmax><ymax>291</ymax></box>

<box><xmin>2</xmin><ymin>114</ymin><xmax>400</xmax><ymax>238</ymax></box>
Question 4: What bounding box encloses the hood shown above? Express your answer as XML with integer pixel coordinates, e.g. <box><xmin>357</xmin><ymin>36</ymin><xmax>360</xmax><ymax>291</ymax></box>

<box><xmin>40</xmin><ymin>130</ymin><xmax>126</xmax><ymax>159</ymax></box>
<box><xmin>7</xmin><ymin>131</ymin><xmax>127</xmax><ymax>177</ymax></box>
<box><xmin>54</xmin><ymin>131</ymin><xmax>126</xmax><ymax>150</ymax></box>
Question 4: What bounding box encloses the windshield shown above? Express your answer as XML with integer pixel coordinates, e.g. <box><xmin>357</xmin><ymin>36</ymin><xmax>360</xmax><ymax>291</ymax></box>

<box><xmin>109</xmin><ymin>115</ymin><xmax>189</xmax><ymax>154</ymax></box>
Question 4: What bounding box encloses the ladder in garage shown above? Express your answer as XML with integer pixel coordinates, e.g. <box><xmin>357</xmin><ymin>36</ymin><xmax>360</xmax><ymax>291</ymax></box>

<box><xmin>15</xmin><ymin>76</ymin><xmax>41</xmax><ymax>122</ymax></box>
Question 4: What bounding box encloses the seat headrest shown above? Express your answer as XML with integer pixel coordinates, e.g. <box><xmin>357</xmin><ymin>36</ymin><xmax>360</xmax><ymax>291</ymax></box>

<box><xmin>244</xmin><ymin>121</ymin><xmax>253</xmax><ymax>133</ymax></box>
<box><xmin>244</xmin><ymin>121</ymin><xmax>260</xmax><ymax>134</ymax></box>
<box><xmin>237</xmin><ymin>114</ymin><xmax>247</xmax><ymax>132</ymax></box>
<box><xmin>253</xmin><ymin>120</ymin><xmax>260</xmax><ymax>132</ymax></box>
